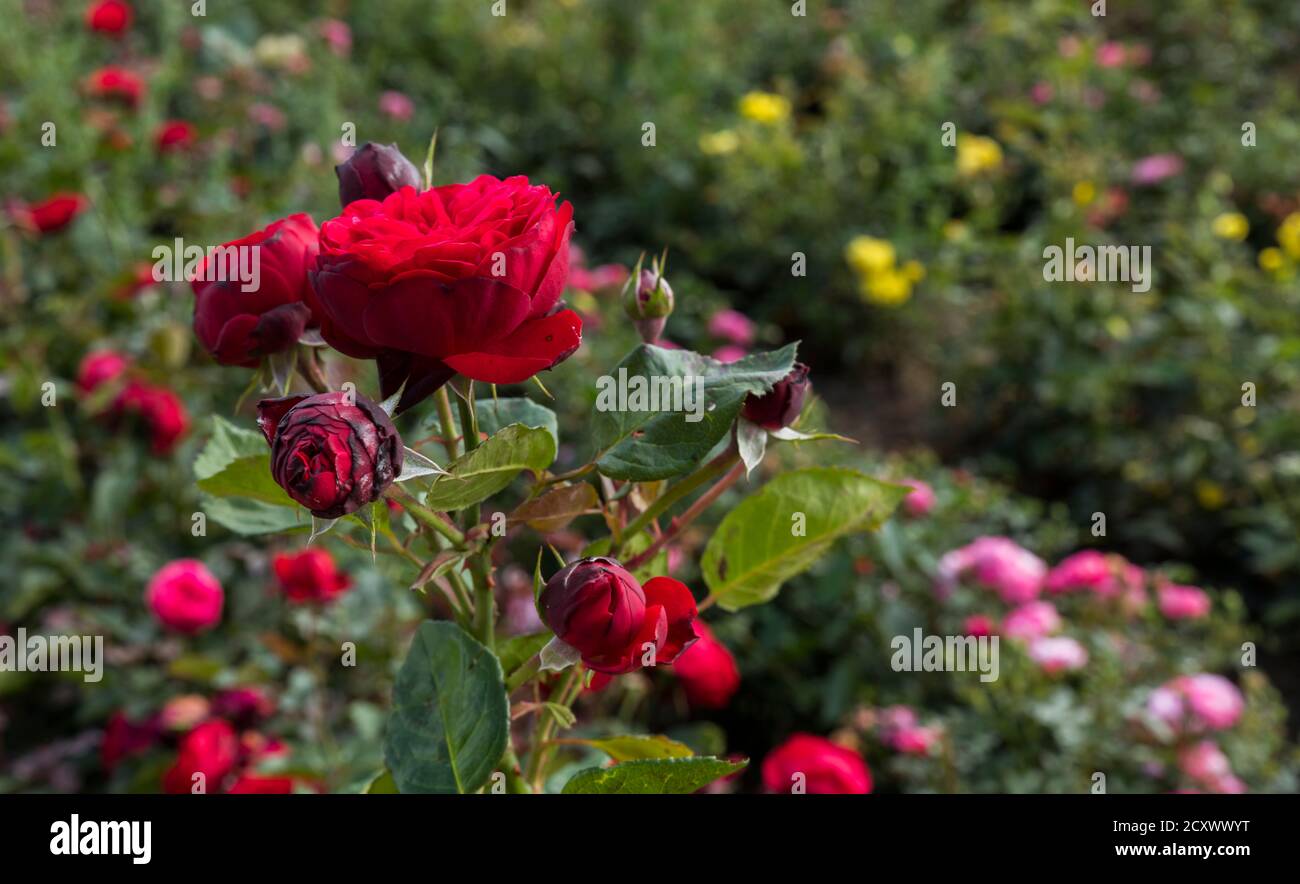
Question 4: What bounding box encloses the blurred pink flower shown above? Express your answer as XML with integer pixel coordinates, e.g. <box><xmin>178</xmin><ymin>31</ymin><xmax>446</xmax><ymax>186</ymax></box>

<box><xmin>1178</xmin><ymin>741</ymin><xmax>1246</xmax><ymax>794</ymax></box>
<box><xmin>936</xmin><ymin>536</ymin><xmax>1046</xmax><ymax>603</ymax></box>
<box><xmin>1147</xmin><ymin>674</ymin><xmax>1244</xmax><ymax>733</ymax></box>
<box><xmin>708</xmin><ymin>309</ymin><xmax>756</xmax><ymax>347</ymax></box>
<box><xmin>712</xmin><ymin>345</ymin><xmax>748</xmax><ymax>364</ymax></box>
<box><xmin>1095</xmin><ymin>42</ymin><xmax>1127</xmax><ymax>68</ymax></box>
<box><xmin>1157</xmin><ymin>583</ymin><xmax>1211</xmax><ymax>620</ymax></box>
<box><xmin>379</xmin><ymin>90</ymin><xmax>414</xmax><ymax>121</ymax></box>
<box><xmin>900</xmin><ymin>478</ymin><xmax>935</xmax><ymax>517</ymax></box>
<box><xmin>1002</xmin><ymin>601</ymin><xmax>1062</xmax><ymax>641</ymax></box>
<box><xmin>1029</xmin><ymin>82</ymin><xmax>1054</xmax><ymax>105</ymax></box>
<box><xmin>318</xmin><ymin>19</ymin><xmax>352</xmax><ymax>56</ymax></box>
<box><xmin>566</xmin><ymin>244</ymin><xmax>628</xmax><ymax>293</ymax></box>
<box><xmin>1027</xmin><ymin>636</ymin><xmax>1088</xmax><ymax>673</ymax></box>
<box><xmin>1131</xmin><ymin>153</ymin><xmax>1184</xmax><ymax>185</ymax></box>
<box><xmin>962</xmin><ymin>614</ymin><xmax>994</xmax><ymax>637</ymax></box>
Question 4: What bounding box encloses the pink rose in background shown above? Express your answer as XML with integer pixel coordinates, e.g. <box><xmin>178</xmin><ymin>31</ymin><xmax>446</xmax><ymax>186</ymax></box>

<box><xmin>1178</xmin><ymin>741</ymin><xmax>1246</xmax><ymax>794</ymax></box>
<box><xmin>901</xmin><ymin>479</ymin><xmax>935</xmax><ymax>517</ymax></box>
<box><xmin>708</xmin><ymin>308</ymin><xmax>756</xmax><ymax>347</ymax></box>
<box><xmin>565</xmin><ymin>244</ymin><xmax>628</xmax><ymax>294</ymax></box>
<box><xmin>936</xmin><ymin>536</ymin><xmax>1046</xmax><ymax>603</ymax></box>
<box><xmin>1157</xmin><ymin>583</ymin><xmax>1211</xmax><ymax>620</ymax></box>
<box><xmin>712</xmin><ymin>345</ymin><xmax>748</xmax><ymax>364</ymax></box>
<box><xmin>876</xmin><ymin>706</ymin><xmax>941</xmax><ymax>756</ymax></box>
<box><xmin>962</xmin><ymin>614</ymin><xmax>994</xmax><ymax>637</ymax></box>
<box><xmin>761</xmin><ymin>734</ymin><xmax>872</xmax><ymax>794</ymax></box>
<box><xmin>1027</xmin><ymin>636</ymin><xmax>1088</xmax><ymax>673</ymax></box>
<box><xmin>1045</xmin><ymin>550</ymin><xmax>1111</xmax><ymax>594</ymax></box>
<box><xmin>1095</xmin><ymin>42</ymin><xmax>1127</xmax><ymax>68</ymax></box>
<box><xmin>378</xmin><ymin>90</ymin><xmax>414</xmax><ymax>121</ymax></box>
<box><xmin>1030</xmin><ymin>81</ymin><xmax>1054</xmax><ymax>105</ymax></box>
<box><xmin>318</xmin><ymin>18</ymin><xmax>352</xmax><ymax>56</ymax></box>
<box><xmin>1146</xmin><ymin>674</ymin><xmax>1244</xmax><ymax>734</ymax></box>
<box><xmin>1001</xmin><ymin>601</ymin><xmax>1062</xmax><ymax>641</ymax></box>
<box><xmin>1130</xmin><ymin>153</ymin><xmax>1184</xmax><ymax>185</ymax></box>
<box><xmin>145</xmin><ymin>559</ymin><xmax>224</xmax><ymax>634</ymax></box>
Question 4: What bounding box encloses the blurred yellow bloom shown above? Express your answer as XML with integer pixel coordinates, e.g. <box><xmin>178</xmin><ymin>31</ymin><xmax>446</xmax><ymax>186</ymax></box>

<box><xmin>942</xmin><ymin>220</ymin><xmax>969</xmax><ymax>241</ymax></box>
<box><xmin>901</xmin><ymin>260</ymin><xmax>926</xmax><ymax>283</ymax></box>
<box><xmin>1212</xmin><ymin>212</ymin><xmax>1249</xmax><ymax>241</ymax></box>
<box><xmin>845</xmin><ymin>235</ymin><xmax>896</xmax><ymax>275</ymax></box>
<box><xmin>698</xmin><ymin>130</ymin><xmax>740</xmax><ymax>156</ymax></box>
<box><xmin>738</xmin><ymin>91</ymin><xmax>790</xmax><ymax>125</ymax></box>
<box><xmin>1105</xmin><ymin>316</ymin><xmax>1131</xmax><ymax>340</ymax></box>
<box><xmin>1195</xmin><ymin>479</ymin><xmax>1226</xmax><ymax>510</ymax></box>
<box><xmin>1277</xmin><ymin>213</ymin><xmax>1300</xmax><ymax>258</ymax></box>
<box><xmin>956</xmin><ymin>134</ymin><xmax>1003</xmax><ymax>177</ymax></box>
<box><xmin>1072</xmin><ymin>181</ymin><xmax>1096</xmax><ymax>206</ymax></box>
<box><xmin>861</xmin><ymin>270</ymin><xmax>912</xmax><ymax>306</ymax></box>
<box><xmin>1258</xmin><ymin>247</ymin><xmax>1285</xmax><ymax>271</ymax></box>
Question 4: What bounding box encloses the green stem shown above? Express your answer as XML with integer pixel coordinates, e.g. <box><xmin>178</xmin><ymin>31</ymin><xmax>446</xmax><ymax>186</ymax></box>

<box><xmin>389</xmin><ymin>488</ymin><xmax>466</xmax><ymax>547</ymax></box>
<box><xmin>505</xmin><ymin>655</ymin><xmax>541</xmax><ymax>693</ymax></box>
<box><xmin>613</xmin><ymin>447</ymin><xmax>739</xmax><ymax>557</ymax></box>
<box><xmin>434</xmin><ymin>386</ymin><xmax>460</xmax><ymax>461</ymax></box>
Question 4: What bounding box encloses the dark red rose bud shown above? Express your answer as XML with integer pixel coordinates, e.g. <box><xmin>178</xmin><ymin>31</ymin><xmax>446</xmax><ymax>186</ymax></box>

<box><xmin>741</xmin><ymin>362</ymin><xmax>811</xmax><ymax>430</ymax></box>
<box><xmin>335</xmin><ymin>142</ymin><xmax>423</xmax><ymax>207</ymax></box>
<box><xmin>540</xmin><ymin>556</ymin><xmax>699</xmax><ymax>674</ymax></box>
<box><xmin>257</xmin><ymin>391</ymin><xmax>403</xmax><ymax>519</ymax></box>
<box><xmin>191</xmin><ymin>213</ymin><xmax>320</xmax><ymax>368</ymax></box>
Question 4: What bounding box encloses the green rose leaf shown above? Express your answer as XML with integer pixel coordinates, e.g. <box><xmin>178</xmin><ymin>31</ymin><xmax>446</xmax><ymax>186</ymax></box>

<box><xmin>702</xmin><ymin>467</ymin><xmax>907</xmax><ymax>611</ymax></box>
<box><xmin>383</xmin><ymin>621</ymin><xmax>510</xmax><ymax>794</ymax></box>
<box><xmin>473</xmin><ymin>397</ymin><xmax>559</xmax><ymax>447</ymax></box>
<box><xmin>423</xmin><ymin>423</ymin><xmax>556</xmax><ymax>511</ymax></box>
<box><xmin>567</xmin><ymin>734</ymin><xmax>695</xmax><ymax>762</ymax></box>
<box><xmin>495</xmin><ymin>631</ymin><xmax>552</xmax><ymax>676</ymax></box>
<box><xmin>591</xmin><ymin>344</ymin><xmax>797</xmax><ymax>481</ymax></box>
<box><xmin>561</xmin><ymin>756</ymin><xmax>746</xmax><ymax>794</ymax></box>
<box><xmin>193</xmin><ymin>416</ymin><xmax>299</xmax><ymax>530</ymax></box>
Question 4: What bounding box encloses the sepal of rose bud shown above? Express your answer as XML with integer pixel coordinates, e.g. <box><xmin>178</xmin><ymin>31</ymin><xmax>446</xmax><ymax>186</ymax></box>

<box><xmin>335</xmin><ymin>142</ymin><xmax>422</xmax><ymax>207</ymax></box>
<box><xmin>741</xmin><ymin>362</ymin><xmax>811</xmax><ymax>430</ymax></box>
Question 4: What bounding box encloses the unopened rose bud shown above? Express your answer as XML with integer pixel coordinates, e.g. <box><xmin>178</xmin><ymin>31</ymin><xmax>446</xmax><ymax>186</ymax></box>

<box><xmin>539</xmin><ymin>556</ymin><xmax>699</xmax><ymax>673</ymax></box>
<box><xmin>742</xmin><ymin>362</ymin><xmax>811</xmax><ymax>429</ymax></box>
<box><xmin>335</xmin><ymin>142</ymin><xmax>422</xmax><ymax>207</ymax></box>
<box><xmin>622</xmin><ymin>259</ymin><xmax>674</xmax><ymax>344</ymax></box>
<box><xmin>257</xmin><ymin>391</ymin><xmax>403</xmax><ymax>518</ymax></box>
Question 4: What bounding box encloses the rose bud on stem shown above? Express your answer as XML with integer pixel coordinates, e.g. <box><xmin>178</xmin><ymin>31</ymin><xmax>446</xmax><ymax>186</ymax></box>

<box><xmin>621</xmin><ymin>251</ymin><xmax>674</xmax><ymax>344</ymax></box>
<box><xmin>335</xmin><ymin>142</ymin><xmax>423</xmax><ymax>207</ymax></box>
<box><xmin>256</xmin><ymin>391</ymin><xmax>403</xmax><ymax>518</ymax></box>
<box><xmin>741</xmin><ymin>362</ymin><xmax>811</xmax><ymax>430</ymax></box>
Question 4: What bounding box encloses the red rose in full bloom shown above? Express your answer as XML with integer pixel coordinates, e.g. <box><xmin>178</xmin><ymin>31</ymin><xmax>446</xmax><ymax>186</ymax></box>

<box><xmin>145</xmin><ymin>559</ymin><xmax>224</xmax><ymax>634</ymax></box>
<box><xmin>191</xmin><ymin>213</ymin><xmax>320</xmax><ymax>367</ymax></box>
<box><xmin>155</xmin><ymin>120</ymin><xmax>197</xmax><ymax>152</ymax></box>
<box><xmin>539</xmin><ymin>557</ymin><xmax>699</xmax><ymax>674</ymax></box>
<box><xmin>273</xmin><ymin>547</ymin><xmax>352</xmax><ymax>603</ymax></box>
<box><xmin>761</xmin><ymin>734</ymin><xmax>873</xmax><ymax>794</ymax></box>
<box><xmin>163</xmin><ymin>719</ymin><xmax>238</xmax><ymax>794</ymax></box>
<box><xmin>310</xmin><ymin>176</ymin><xmax>580</xmax><ymax>411</ymax></box>
<box><xmin>85</xmin><ymin>66</ymin><xmax>145</xmax><ymax>107</ymax></box>
<box><xmin>113</xmin><ymin>380</ymin><xmax>189</xmax><ymax>454</ymax></box>
<box><xmin>670</xmin><ymin>621</ymin><xmax>740</xmax><ymax>709</ymax></box>
<box><xmin>77</xmin><ymin>349</ymin><xmax>131</xmax><ymax>394</ymax></box>
<box><xmin>13</xmin><ymin>193</ymin><xmax>87</xmax><ymax>234</ymax></box>
<box><xmin>257</xmin><ymin>392</ymin><xmax>403</xmax><ymax>518</ymax></box>
<box><xmin>86</xmin><ymin>0</ymin><xmax>132</xmax><ymax>35</ymax></box>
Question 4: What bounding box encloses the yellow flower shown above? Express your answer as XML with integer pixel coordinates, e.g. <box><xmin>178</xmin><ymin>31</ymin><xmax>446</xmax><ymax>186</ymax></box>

<box><xmin>1258</xmin><ymin>247</ymin><xmax>1284</xmax><ymax>271</ymax></box>
<box><xmin>1195</xmin><ymin>479</ymin><xmax>1226</xmax><ymax>511</ymax></box>
<box><xmin>1277</xmin><ymin>213</ymin><xmax>1300</xmax><ymax>258</ymax></box>
<box><xmin>1212</xmin><ymin>212</ymin><xmax>1249</xmax><ymax>241</ymax></box>
<box><xmin>1072</xmin><ymin>181</ymin><xmax>1096</xmax><ymax>207</ymax></box>
<box><xmin>942</xmin><ymin>220</ymin><xmax>968</xmax><ymax>241</ymax></box>
<box><xmin>901</xmin><ymin>260</ymin><xmax>926</xmax><ymax>283</ymax></box>
<box><xmin>861</xmin><ymin>270</ymin><xmax>912</xmax><ymax>306</ymax></box>
<box><xmin>738</xmin><ymin>91</ymin><xmax>791</xmax><ymax>125</ymax></box>
<box><xmin>845</xmin><ymin>236</ymin><xmax>895</xmax><ymax>275</ymax></box>
<box><xmin>956</xmin><ymin>134</ymin><xmax>1003</xmax><ymax>177</ymax></box>
<box><xmin>698</xmin><ymin>130</ymin><xmax>740</xmax><ymax>156</ymax></box>
<box><xmin>1105</xmin><ymin>316</ymin><xmax>1131</xmax><ymax>340</ymax></box>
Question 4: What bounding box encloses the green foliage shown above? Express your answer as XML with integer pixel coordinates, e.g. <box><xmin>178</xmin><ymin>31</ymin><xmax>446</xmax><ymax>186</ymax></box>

<box><xmin>562</xmin><ymin>757</ymin><xmax>746</xmax><ymax>794</ymax></box>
